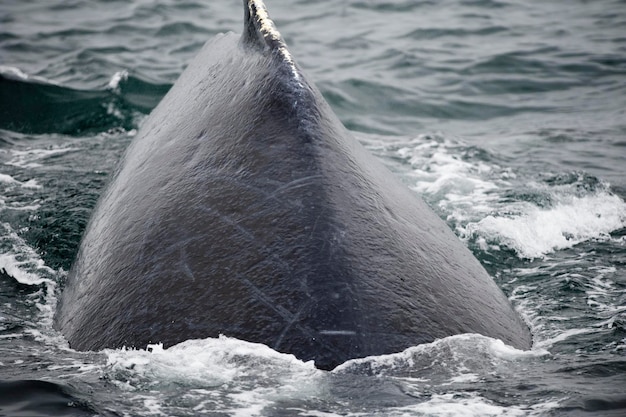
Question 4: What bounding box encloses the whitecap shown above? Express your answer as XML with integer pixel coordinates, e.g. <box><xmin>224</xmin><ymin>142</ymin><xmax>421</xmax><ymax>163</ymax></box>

<box><xmin>7</xmin><ymin>147</ymin><xmax>79</xmax><ymax>168</ymax></box>
<box><xmin>107</xmin><ymin>69</ymin><xmax>129</xmax><ymax>92</ymax></box>
<box><xmin>0</xmin><ymin>65</ymin><xmax>60</xmax><ymax>86</ymax></box>
<box><xmin>0</xmin><ymin>223</ymin><xmax>59</xmax><ymax>329</ymax></box>
<box><xmin>0</xmin><ymin>173</ymin><xmax>19</xmax><ymax>184</ymax></box>
<box><xmin>383</xmin><ymin>134</ymin><xmax>626</xmax><ymax>259</ymax></box>
<box><xmin>0</xmin><ymin>253</ymin><xmax>48</xmax><ymax>286</ymax></box>
<box><xmin>469</xmin><ymin>192</ymin><xmax>626</xmax><ymax>259</ymax></box>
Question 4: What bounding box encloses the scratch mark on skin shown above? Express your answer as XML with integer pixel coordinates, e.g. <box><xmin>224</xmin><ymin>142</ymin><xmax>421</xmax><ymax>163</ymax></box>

<box><xmin>237</xmin><ymin>273</ymin><xmax>294</xmax><ymax>321</ymax></box>
<box><xmin>309</xmin><ymin>211</ymin><xmax>324</xmax><ymax>239</ymax></box>
<box><xmin>197</xmin><ymin>205</ymin><xmax>256</xmax><ymax>241</ymax></box>
<box><xmin>235</xmin><ymin>273</ymin><xmax>345</xmax><ymax>356</ymax></box>
<box><xmin>267</xmin><ymin>175</ymin><xmax>323</xmax><ymax>198</ymax></box>
<box><xmin>273</xmin><ymin>303</ymin><xmax>307</xmax><ymax>350</ymax></box>
<box><xmin>180</xmin><ymin>246</ymin><xmax>196</xmax><ymax>281</ymax></box>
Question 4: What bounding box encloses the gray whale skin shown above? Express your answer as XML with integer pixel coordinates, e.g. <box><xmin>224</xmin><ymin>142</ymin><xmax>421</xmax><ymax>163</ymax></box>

<box><xmin>54</xmin><ymin>0</ymin><xmax>532</xmax><ymax>370</ymax></box>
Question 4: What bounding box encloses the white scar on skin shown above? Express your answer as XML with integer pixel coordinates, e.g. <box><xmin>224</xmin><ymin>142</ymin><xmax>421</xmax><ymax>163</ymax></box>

<box><xmin>318</xmin><ymin>330</ymin><xmax>358</xmax><ymax>336</ymax></box>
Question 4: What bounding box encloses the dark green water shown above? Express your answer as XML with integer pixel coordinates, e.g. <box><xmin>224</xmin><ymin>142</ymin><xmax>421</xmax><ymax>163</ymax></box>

<box><xmin>1</xmin><ymin>0</ymin><xmax>625</xmax><ymax>416</ymax></box>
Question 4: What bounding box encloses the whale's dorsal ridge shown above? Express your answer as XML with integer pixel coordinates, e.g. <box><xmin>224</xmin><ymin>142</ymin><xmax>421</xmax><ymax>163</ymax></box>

<box><xmin>242</xmin><ymin>0</ymin><xmax>301</xmax><ymax>81</ymax></box>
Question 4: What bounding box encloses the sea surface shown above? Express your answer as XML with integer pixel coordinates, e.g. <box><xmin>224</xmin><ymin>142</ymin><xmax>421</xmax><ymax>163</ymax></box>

<box><xmin>1</xmin><ymin>0</ymin><xmax>625</xmax><ymax>416</ymax></box>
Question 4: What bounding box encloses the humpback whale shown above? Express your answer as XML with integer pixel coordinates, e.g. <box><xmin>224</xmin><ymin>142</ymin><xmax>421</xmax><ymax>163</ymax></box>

<box><xmin>54</xmin><ymin>0</ymin><xmax>532</xmax><ymax>370</ymax></box>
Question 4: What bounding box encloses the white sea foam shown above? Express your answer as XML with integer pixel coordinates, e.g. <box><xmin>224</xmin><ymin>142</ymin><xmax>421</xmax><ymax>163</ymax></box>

<box><xmin>7</xmin><ymin>147</ymin><xmax>79</xmax><ymax>168</ymax></box>
<box><xmin>107</xmin><ymin>69</ymin><xmax>129</xmax><ymax>91</ymax></box>
<box><xmin>105</xmin><ymin>335</ymin><xmax>322</xmax><ymax>416</ymax></box>
<box><xmin>392</xmin><ymin>393</ymin><xmax>529</xmax><ymax>417</ymax></box>
<box><xmin>534</xmin><ymin>327</ymin><xmax>600</xmax><ymax>350</ymax></box>
<box><xmin>444</xmin><ymin>373</ymin><xmax>480</xmax><ymax>384</ymax></box>
<box><xmin>106</xmin><ymin>335</ymin><xmax>319</xmax><ymax>389</ymax></box>
<box><xmin>0</xmin><ymin>65</ymin><xmax>29</xmax><ymax>81</ymax></box>
<box><xmin>334</xmin><ymin>333</ymin><xmax>548</xmax><ymax>376</ymax></box>
<box><xmin>585</xmin><ymin>266</ymin><xmax>626</xmax><ymax>319</ymax></box>
<box><xmin>0</xmin><ymin>173</ymin><xmax>19</xmax><ymax>184</ymax></box>
<box><xmin>468</xmin><ymin>193</ymin><xmax>626</xmax><ymax>259</ymax></box>
<box><xmin>0</xmin><ymin>172</ymin><xmax>42</xmax><ymax>210</ymax></box>
<box><xmin>20</xmin><ymin>179</ymin><xmax>41</xmax><ymax>189</ymax></box>
<box><xmin>131</xmin><ymin>396</ymin><xmax>165</xmax><ymax>416</ymax></box>
<box><xmin>0</xmin><ymin>253</ymin><xmax>47</xmax><ymax>286</ymax></box>
<box><xmin>507</xmin><ymin>262</ymin><xmax>626</xmax><ymax>351</ymax></box>
<box><xmin>394</xmin><ymin>394</ymin><xmax>560</xmax><ymax>417</ymax></box>
<box><xmin>0</xmin><ymin>333</ymin><xmax>23</xmax><ymax>340</ymax></box>
<box><xmin>387</xmin><ymin>134</ymin><xmax>626</xmax><ymax>259</ymax></box>
<box><xmin>0</xmin><ymin>223</ymin><xmax>59</xmax><ymax>329</ymax></box>
<box><xmin>394</xmin><ymin>134</ymin><xmax>509</xmax><ymax>225</ymax></box>
<box><xmin>102</xmin><ymin>333</ymin><xmax>555</xmax><ymax>416</ymax></box>
<box><xmin>0</xmin><ymin>65</ymin><xmax>60</xmax><ymax>85</ymax></box>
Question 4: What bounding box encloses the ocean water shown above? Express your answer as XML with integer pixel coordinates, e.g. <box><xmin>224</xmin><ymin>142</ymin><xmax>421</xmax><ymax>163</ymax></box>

<box><xmin>1</xmin><ymin>0</ymin><xmax>626</xmax><ymax>415</ymax></box>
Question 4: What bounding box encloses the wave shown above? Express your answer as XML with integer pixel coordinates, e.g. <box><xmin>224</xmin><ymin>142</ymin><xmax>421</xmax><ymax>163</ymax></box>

<box><xmin>0</xmin><ymin>66</ymin><xmax>169</xmax><ymax>135</ymax></box>
<box><xmin>0</xmin><ymin>379</ymin><xmax>99</xmax><ymax>417</ymax></box>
